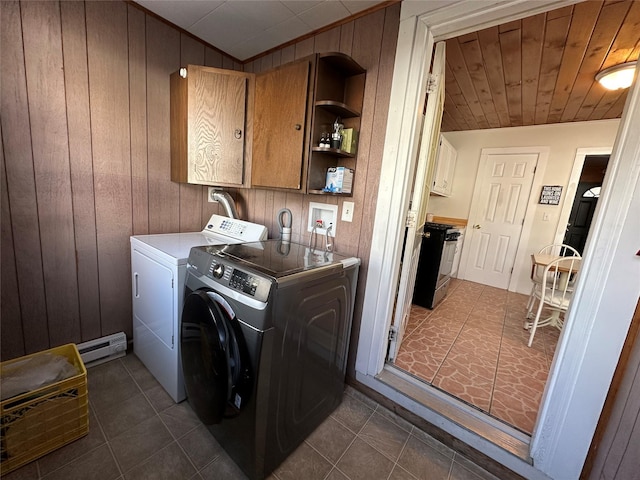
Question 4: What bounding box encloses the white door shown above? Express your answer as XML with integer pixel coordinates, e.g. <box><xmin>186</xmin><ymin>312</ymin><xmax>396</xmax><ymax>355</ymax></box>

<box><xmin>462</xmin><ymin>152</ymin><xmax>538</xmax><ymax>289</ymax></box>
<box><xmin>388</xmin><ymin>42</ymin><xmax>445</xmax><ymax>361</ymax></box>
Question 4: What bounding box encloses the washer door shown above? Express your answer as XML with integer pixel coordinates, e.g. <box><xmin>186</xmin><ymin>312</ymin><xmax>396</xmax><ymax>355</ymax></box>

<box><xmin>180</xmin><ymin>289</ymin><xmax>247</xmax><ymax>425</ymax></box>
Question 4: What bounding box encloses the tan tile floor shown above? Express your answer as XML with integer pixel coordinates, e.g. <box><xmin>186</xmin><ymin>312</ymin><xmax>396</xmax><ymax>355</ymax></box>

<box><xmin>394</xmin><ymin>279</ymin><xmax>560</xmax><ymax>434</ymax></box>
<box><xmin>2</xmin><ymin>354</ymin><xmax>502</xmax><ymax>480</ymax></box>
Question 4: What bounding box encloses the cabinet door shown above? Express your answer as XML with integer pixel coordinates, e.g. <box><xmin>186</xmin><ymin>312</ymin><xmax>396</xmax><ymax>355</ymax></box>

<box><xmin>252</xmin><ymin>61</ymin><xmax>310</xmax><ymax>189</ymax></box>
<box><xmin>190</xmin><ymin>68</ymin><xmax>247</xmax><ymax>185</ymax></box>
<box><xmin>432</xmin><ymin>135</ymin><xmax>455</xmax><ymax>196</ymax></box>
<box><xmin>171</xmin><ymin>66</ymin><xmax>253</xmax><ymax>187</ymax></box>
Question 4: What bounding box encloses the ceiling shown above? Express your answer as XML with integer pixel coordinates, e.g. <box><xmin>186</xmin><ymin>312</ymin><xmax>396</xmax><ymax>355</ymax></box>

<box><xmin>135</xmin><ymin>0</ymin><xmax>638</xmax><ymax>132</ymax></box>
<box><xmin>134</xmin><ymin>0</ymin><xmax>387</xmax><ymax>61</ymax></box>
<box><xmin>441</xmin><ymin>0</ymin><xmax>640</xmax><ymax>132</ymax></box>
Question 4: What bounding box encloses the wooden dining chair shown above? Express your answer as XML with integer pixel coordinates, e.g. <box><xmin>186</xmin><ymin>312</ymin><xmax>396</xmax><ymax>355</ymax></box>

<box><xmin>526</xmin><ymin>243</ymin><xmax>581</xmax><ymax>312</ymax></box>
<box><xmin>525</xmin><ymin>256</ymin><xmax>580</xmax><ymax>347</ymax></box>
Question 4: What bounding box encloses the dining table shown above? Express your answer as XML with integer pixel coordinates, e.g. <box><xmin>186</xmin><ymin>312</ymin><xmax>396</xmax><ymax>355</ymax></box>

<box><xmin>531</xmin><ymin>253</ymin><xmax>581</xmax><ymax>286</ymax></box>
<box><xmin>528</xmin><ymin>253</ymin><xmax>581</xmax><ymax>328</ymax></box>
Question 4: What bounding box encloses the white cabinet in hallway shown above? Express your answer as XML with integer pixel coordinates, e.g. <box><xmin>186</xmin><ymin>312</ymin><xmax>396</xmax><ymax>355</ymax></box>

<box><xmin>432</xmin><ymin>135</ymin><xmax>457</xmax><ymax>197</ymax></box>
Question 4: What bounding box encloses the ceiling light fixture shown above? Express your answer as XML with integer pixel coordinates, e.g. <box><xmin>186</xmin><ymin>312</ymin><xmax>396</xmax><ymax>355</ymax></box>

<box><xmin>595</xmin><ymin>61</ymin><xmax>637</xmax><ymax>90</ymax></box>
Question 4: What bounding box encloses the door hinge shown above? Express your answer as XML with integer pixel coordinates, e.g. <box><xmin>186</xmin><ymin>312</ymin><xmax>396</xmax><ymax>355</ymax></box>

<box><xmin>426</xmin><ymin>73</ymin><xmax>439</xmax><ymax>94</ymax></box>
<box><xmin>406</xmin><ymin>210</ymin><xmax>417</xmax><ymax>228</ymax></box>
<box><xmin>388</xmin><ymin>326</ymin><xmax>398</xmax><ymax>342</ymax></box>
<box><xmin>172</xmin><ymin>335</ymin><xmax>174</xmax><ymax>347</ymax></box>
<box><xmin>172</xmin><ymin>278</ymin><xmax>174</xmax><ymax>289</ymax></box>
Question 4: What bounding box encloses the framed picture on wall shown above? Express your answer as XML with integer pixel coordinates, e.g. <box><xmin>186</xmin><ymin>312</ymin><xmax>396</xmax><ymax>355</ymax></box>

<box><xmin>539</xmin><ymin>185</ymin><xmax>562</xmax><ymax>205</ymax></box>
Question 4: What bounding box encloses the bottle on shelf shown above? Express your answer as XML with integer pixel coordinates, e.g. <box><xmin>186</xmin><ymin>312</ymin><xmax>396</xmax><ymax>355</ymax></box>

<box><xmin>331</xmin><ymin>117</ymin><xmax>344</xmax><ymax>150</ymax></box>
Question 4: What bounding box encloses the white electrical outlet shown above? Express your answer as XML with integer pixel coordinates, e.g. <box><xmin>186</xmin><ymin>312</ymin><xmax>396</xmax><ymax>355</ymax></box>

<box><xmin>342</xmin><ymin>201</ymin><xmax>354</xmax><ymax>222</ymax></box>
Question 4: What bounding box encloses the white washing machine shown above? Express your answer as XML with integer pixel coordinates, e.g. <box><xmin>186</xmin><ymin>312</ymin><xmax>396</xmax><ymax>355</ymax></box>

<box><xmin>130</xmin><ymin>215</ymin><xmax>268</xmax><ymax>402</ymax></box>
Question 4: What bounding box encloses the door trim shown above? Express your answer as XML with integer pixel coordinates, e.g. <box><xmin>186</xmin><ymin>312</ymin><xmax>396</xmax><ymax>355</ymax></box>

<box><xmin>553</xmin><ymin>147</ymin><xmax>612</xmax><ymax>245</ymax></box>
<box><xmin>456</xmin><ymin>146</ymin><xmax>549</xmax><ymax>292</ymax></box>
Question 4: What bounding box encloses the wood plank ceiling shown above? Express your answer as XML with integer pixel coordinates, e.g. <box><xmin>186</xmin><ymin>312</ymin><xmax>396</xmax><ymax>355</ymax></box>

<box><xmin>441</xmin><ymin>0</ymin><xmax>640</xmax><ymax>132</ymax></box>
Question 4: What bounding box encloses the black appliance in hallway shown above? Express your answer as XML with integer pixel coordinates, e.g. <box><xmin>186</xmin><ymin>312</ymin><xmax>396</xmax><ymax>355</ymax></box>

<box><xmin>413</xmin><ymin>222</ymin><xmax>461</xmax><ymax>309</ymax></box>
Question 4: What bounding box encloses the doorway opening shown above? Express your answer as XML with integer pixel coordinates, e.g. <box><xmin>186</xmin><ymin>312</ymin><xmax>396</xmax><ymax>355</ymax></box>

<box><xmin>563</xmin><ymin>155</ymin><xmax>609</xmax><ymax>254</ymax></box>
<box><xmin>356</xmin><ymin>1</ymin><xmax>639</xmax><ymax>477</ymax></box>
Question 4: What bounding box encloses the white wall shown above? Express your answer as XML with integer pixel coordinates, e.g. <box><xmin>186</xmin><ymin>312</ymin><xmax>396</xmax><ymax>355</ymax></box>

<box><xmin>428</xmin><ymin>119</ymin><xmax>620</xmax><ymax>294</ymax></box>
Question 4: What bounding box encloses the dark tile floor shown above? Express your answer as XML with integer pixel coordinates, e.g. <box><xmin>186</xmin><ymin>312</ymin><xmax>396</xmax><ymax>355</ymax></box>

<box><xmin>2</xmin><ymin>354</ymin><xmax>501</xmax><ymax>480</ymax></box>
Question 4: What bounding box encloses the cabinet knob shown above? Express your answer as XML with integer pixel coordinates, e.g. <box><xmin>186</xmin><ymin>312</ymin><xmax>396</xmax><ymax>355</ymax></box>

<box><xmin>234</xmin><ymin>129</ymin><xmax>242</xmax><ymax>139</ymax></box>
<box><xmin>179</xmin><ymin>68</ymin><xmax>187</xmax><ymax>78</ymax></box>
<box><xmin>294</xmin><ymin>124</ymin><xmax>301</xmax><ymax>130</ymax></box>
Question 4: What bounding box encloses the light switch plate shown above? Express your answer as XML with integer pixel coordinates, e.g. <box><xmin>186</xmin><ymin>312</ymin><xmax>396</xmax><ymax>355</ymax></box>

<box><xmin>342</xmin><ymin>201</ymin><xmax>354</xmax><ymax>222</ymax></box>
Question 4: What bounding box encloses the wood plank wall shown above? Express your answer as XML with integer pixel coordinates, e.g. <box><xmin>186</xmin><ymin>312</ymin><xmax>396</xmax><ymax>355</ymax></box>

<box><xmin>239</xmin><ymin>4</ymin><xmax>401</xmax><ymax>375</ymax></box>
<box><xmin>0</xmin><ymin>0</ymin><xmax>401</xmax><ymax>363</ymax></box>
<box><xmin>1</xmin><ymin>0</ymin><xmax>241</xmax><ymax>360</ymax></box>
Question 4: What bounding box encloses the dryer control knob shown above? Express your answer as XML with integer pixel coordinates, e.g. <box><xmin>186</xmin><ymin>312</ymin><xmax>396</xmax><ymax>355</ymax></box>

<box><xmin>212</xmin><ymin>263</ymin><xmax>225</xmax><ymax>279</ymax></box>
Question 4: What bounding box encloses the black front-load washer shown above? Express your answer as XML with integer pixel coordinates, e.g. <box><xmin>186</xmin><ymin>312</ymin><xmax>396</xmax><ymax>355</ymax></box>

<box><xmin>180</xmin><ymin>240</ymin><xmax>360</xmax><ymax>480</ymax></box>
<box><xmin>181</xmin><ymin>289</ymin><xmax>253</xmax><ymax>424</ymax></box>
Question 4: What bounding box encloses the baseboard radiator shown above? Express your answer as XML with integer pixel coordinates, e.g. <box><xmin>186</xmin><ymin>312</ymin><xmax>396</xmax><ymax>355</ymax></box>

<box><xmin>77</xmin><ymin>332</ymin><xmax>127</xmax><ymax>367</ymax></box>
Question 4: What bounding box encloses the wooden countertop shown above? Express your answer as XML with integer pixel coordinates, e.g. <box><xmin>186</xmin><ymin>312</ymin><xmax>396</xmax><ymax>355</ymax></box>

<box><xmin>432</xmin><ymin>216</ymin><xmax>467</xmax><ymax>228</ymax></box>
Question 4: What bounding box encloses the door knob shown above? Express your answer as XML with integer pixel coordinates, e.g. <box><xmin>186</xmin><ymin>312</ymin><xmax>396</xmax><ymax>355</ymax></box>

<box><xmin>472</xmin><ymin>224</ymin><xmax>481</xmax><ymax>229</ymax></box>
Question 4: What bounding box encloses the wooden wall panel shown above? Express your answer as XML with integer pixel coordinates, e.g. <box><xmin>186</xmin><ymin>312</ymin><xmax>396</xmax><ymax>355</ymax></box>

<box><xmin>350</xmin><ymin>3</ymin><xmax>401</xmax><ymax>373</ymax></box>
<box><xmin>280</xmin><ymin>45</ymin><xmax>296</xmax><ymax>65</ymax></box>
<box><xmin>1</xmin><ymin>0</ymin><xmax>49</xmax><ymax>354</ymax></box>
<box><xmin>0</xmin><ymin>0</ymin><xmax>399</xmax><ymax>366</ymax></box>
<box><xmin>22</xmin><ymin>2</ymin><xmax>81</xmax><ymax>346</ymax></box>
<box><xmin>340</xmin><ymin>20</ymin><xmax>355</xmax><ymax>55</ymax></box>
<box><xmin>60</xmin><ymin>1</ymin><xmax>102</xmax><ymax>341</ymax></box>
<box><xmin>340</xmin><ymin>9</ymin><xmax>386</xmax><ymax>254</ymax></box>
<box><xmin>1</xmin><ymin>131</ymin><xmax>25</xmax><ymax>360</ymax></box>
<box><xmin>315</xmin><ymin>28</ymin><xmax>341</xmax><ymax>53</ymax></box>
<box><xmin>179</xmin><ymin>34</ymin><xmax>206</xmax><ymax>233</ymax></box>
<box><xmin>128</xmin><ymin>5</ymin><xmax>149</xmax><ymax>236</ymax></box>
<box><xmin>0</xmin><ymin>0</ymin><xmax>245</xmax><ymax>359</ymax></box>
<box><xmin>146</xmin><ymin>17</ymin><xmax>180</xmax><ymax>234</ymax></box>
<box><xmin>86</xmin><ymin>1</ymin><xmax>133</xmax><ymax>338</ymax></box>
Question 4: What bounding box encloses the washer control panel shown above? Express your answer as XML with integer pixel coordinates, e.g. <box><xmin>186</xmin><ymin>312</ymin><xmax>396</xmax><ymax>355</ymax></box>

<box><xmin>229</xmin><ymin>269</ymin><xmax>259</xmax><ymax>297</ymax></box>
<box><xmin>187</xmin><ymin>246</ymin><xmax>272</xmax><ymax>303</ymax></box>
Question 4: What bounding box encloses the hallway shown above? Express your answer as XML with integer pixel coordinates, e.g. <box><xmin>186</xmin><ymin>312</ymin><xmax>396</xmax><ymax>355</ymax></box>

<box><xmin>394</xmin><ymin>280</ymin><xmax>559</xmax><ymax>434</ymax></box>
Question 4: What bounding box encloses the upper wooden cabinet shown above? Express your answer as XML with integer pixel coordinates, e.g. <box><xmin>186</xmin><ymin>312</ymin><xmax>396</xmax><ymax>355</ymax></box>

<box><xmin>170</xmin><ymin>65</ymin><xmax>254</xmax><ymax>188</ymax></box>
<box><xmin>252</xmin><ymin>53</ymin><xmax>365</xmax><ymax>195</ymax></box>
<box><xmin>252</xmin><ymin>60</ymin><xmax>311</xmax><ymax>190</ymax></box>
